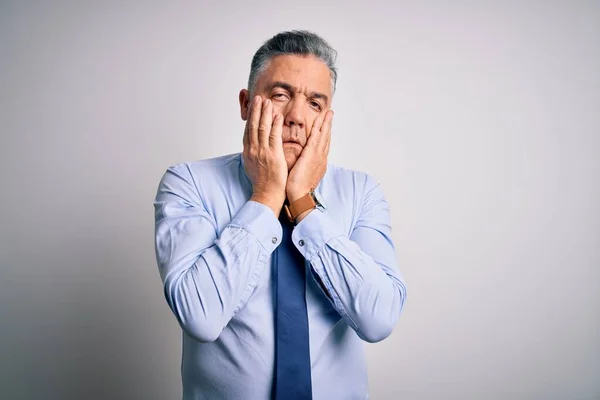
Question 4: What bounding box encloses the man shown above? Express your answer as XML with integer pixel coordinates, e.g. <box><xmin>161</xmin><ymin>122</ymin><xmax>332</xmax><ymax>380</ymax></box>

<box><xmin>154</xmin><ymin>30</ymin><xmax>407</xmax><ymax>400</ymax></box>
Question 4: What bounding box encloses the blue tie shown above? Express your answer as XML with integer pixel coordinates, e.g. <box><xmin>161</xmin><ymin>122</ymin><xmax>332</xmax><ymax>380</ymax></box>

<box><xmin>272</xmin><ymin>213</ymin><xmax>313</xmax><ymax>399</ymax></box>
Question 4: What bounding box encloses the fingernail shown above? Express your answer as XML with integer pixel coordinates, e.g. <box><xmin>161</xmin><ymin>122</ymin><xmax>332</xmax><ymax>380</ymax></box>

<box><xmin>264</xmin><ymin>99</ymin><xmax>271</xmax><ymax>107</ymax></box>
<box><xmin>254</xmin><ymin>96</ymin><xmax>260</xmax><ymax>104</ymax></box>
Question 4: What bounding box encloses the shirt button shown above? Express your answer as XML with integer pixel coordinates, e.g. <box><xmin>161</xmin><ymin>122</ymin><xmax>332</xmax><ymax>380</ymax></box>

<box><xmin>298</xmin><ymin>239</ymin><xmax>305</xmax><ymax>246</ymax></box>
<box><xmin>272</xmin><ymin>237</ymin><xmax>278</xmax><ymax>244</ymax></box>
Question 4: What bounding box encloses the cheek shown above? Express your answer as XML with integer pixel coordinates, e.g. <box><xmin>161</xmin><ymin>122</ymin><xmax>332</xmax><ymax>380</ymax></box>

<box><xmin>283</xmin><ymin>149</ymin><xmax>299</xmax><ymax>170</ymax></box>
<box><xmin>272</xmin><ymin>102</ymin><xmax>287</xmax><ymax>115</ymax></box>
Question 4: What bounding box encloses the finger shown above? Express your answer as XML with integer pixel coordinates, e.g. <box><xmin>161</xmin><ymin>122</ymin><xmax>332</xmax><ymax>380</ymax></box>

<box><xmin>258</xmin><ymin>99</ymin><xmax>273</xmax><ymax>147</ymax></box>
<box><xmin>243</xmin><ymin>98</ymin><xmax>255</xmax><ymax>148</ymax></box>
<box><xmin>306</xmin><ymin>114</ymin><xmax>325</xmax><ymax>150</ymax></box>
<box><xmin>248</xmin><ymin>95</ymin><xmax>262</xmax><ymax>148</ymax></box>
<box><xmin>269</xmin><ymin>113</ymin><xmax>284</xmax><ymax>149</ymax></box>
<box><xmin>324</xmin><ymin>125</ymin><xmax>331</xmax><ymax>155</ymax></box>
<box><xmin>321</xmin><ymin>110</ymin><xmax>333</xmax><ymax>135</ymax></box>
<box><xmin>319</xmin><ymin>110</ymin><xmax>334</xmax><ymax>151</ymax></box>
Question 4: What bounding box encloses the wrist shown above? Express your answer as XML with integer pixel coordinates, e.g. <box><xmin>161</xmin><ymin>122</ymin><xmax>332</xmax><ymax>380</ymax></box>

<box><xmin>286</xmin><ymin>187</ymin><xmax>311</xmax><ymax>203</ymax></box>
<box><xmin>294</xmin><ymin>209</ymin><xmax>313</xmax><ymax>223</ymax></box>
<box><xmin>283</xmin><ymin>189</ymin><xmax>323</xmax><ymax>223</ymax></box>
<box><xmin>251</xmin><ymin>192</ymin><xmax>285</xmax><ymax>217</ymax></box>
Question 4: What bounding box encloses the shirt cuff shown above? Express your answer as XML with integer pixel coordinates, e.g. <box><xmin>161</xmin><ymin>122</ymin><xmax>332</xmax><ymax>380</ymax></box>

<box><xmin>291</xmin><ymin>209</ymin><xmax>343</xmax><ymax>260</ymax></box>
<box><xmin>230</xmin><ymin>200</ymin><xmax>283</xmax><ymax>254</ymax></box>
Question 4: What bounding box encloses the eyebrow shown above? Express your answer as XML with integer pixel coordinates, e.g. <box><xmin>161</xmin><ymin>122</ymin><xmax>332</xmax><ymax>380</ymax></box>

<box><xmin>268</xmin><ymin>81</ymin><xmax>329</xmax><ymax>105</ymax></box>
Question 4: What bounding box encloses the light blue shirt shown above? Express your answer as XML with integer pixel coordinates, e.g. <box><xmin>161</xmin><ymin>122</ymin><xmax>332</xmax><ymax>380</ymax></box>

<box><xmin>153</xmin><ymin>152</ymin><xmax>407</xmax><ymax>399</ymax></box>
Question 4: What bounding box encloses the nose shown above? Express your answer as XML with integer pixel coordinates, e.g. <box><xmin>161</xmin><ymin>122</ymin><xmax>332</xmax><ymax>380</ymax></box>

<box><xmin>283</xmin><ymin>99</ymin><xmax>305</xmax><ymax>130</ymax></box>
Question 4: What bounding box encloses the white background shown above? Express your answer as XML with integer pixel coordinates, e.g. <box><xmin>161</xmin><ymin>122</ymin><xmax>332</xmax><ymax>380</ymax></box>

<box><xmin>1</xmin><ymin>1</ymin><xmax>598</xmax><ymax>399</ymax></box>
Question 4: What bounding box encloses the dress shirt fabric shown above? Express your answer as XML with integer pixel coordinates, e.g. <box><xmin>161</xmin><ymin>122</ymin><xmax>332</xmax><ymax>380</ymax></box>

<box><xmin>153</xmin><ymin>152</ymin><xmax>407</xmax><ymax>400</ymax></box>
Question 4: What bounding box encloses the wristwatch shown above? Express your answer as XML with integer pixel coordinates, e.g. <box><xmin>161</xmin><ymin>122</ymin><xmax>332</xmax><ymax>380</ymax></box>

<box><xmin>284</xmin><ymin>189</ymin><xmax>325</xmax><ymax>223</ymax></box>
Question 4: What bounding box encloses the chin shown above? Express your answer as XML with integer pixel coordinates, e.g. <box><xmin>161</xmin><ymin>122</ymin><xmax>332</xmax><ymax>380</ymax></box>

<box><xmin>284</xmin><ymin>153</ymin><xmax>298</xmax><ymax>171</ymax></box>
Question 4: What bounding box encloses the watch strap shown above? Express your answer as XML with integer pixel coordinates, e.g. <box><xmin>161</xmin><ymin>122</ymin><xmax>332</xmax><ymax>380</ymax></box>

<box><xmin>284</xmin><ymin>191</ymin><xmax>317</xmax><ymax>222</ymax></box>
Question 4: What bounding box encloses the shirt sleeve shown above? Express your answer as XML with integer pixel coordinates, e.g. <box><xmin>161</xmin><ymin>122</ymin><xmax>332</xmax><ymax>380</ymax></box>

<box><xmin>154</xmin><ymin>164</ymin><xmax>282</xmax><ymax>342</ymax></box>
<box><xmin>291</xmin><ymin>178</ymin><xmax>407</xmax><ymax>343</ymax></box>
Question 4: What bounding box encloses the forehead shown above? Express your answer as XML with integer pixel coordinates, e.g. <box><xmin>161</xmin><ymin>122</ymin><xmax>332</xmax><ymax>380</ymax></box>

<box><xmin>256</xmin><ymin>54</ymin><xmax>332</xmax><ymax>97</ymax></box>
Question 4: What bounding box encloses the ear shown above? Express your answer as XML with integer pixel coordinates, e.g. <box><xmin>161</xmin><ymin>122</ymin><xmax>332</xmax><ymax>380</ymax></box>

<box><xmin>239</xmin><ymin>89</ymin><xmax>250</xmax><ymax>121</ymax></box>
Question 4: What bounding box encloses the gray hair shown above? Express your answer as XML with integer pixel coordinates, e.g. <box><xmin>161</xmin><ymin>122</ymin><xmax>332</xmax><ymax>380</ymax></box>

<box><xmin>247</xmin><ymin>30</ymin><xmax>338</xmax><ymax>97</ymax></box>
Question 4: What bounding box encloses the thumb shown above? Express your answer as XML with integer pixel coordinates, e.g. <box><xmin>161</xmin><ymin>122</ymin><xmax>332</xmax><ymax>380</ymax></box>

<box><xmin>269</xmin><ymin>114</ymin><xmax>284</xmax><ymax>149</ymax></box>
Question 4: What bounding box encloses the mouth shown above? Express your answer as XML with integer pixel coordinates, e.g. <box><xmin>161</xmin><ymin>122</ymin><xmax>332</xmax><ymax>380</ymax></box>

<box><xmin>283</xmin><ymin>140</ymin><xmax>302</xmax><ymax>148</ymax></box>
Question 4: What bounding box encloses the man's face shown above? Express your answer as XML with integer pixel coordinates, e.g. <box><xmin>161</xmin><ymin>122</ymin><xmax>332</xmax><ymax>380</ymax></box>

<box><xmin>240</xmin><ymin>54</ymin><xmax>332</xmax><ymax>170</ymax></box>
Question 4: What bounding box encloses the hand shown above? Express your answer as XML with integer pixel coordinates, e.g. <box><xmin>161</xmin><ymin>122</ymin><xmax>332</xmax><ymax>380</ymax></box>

<box><xmin>243</xmin><ymin>96</ymin><xmax>288</xmax><ymax>216</ymax></box>
<box><xmin>286</xmin><ymin>110</ymin><xmax>334</xmax><ymax>203</ymax></box>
